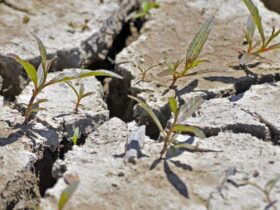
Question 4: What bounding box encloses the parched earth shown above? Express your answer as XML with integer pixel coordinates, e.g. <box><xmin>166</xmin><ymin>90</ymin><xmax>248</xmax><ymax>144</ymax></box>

<box><xmin>0</xmin><ymin>0</ymin><xmax>280</xmax><ymax>210</ymax></box>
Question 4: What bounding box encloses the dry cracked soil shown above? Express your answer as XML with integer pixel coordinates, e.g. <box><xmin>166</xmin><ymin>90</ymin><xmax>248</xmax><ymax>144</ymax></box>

<box><xmin>0</xmin><ymin>0</ymin><xmax>280</xmax><ymax>210</ymax></box>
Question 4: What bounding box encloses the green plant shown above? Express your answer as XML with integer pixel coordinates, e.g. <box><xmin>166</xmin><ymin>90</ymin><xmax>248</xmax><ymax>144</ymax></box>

<box><xmin>71</xmin><ymin>127</ymin><xmax>80</xmax><ymax>145</ymax></box>
<box><xmin>68</xmin><ymin>19</ymin><xmax>90</xmax><ymax>32</ymax></box>
<box><xmin>239</xmin><ymin>175</ymin><xmax>280</xmax><ymax>209</ymax></box>
<box><xmin>133</xmin><ymin>0</ymin><xmax>160</xmax><ymax>19</ymax></box>
<box><xmin>66</xmin><ymin>81</ymin><xmax>94</xmax><ymax>114</ymax></box>
<box><xmin>240</xmin><ymin>0</ymin><xmax>280</xmax><ymax>65</ymax></box>
<box><xmin>128</xmin><ymin>95</ymin><xmax>205</xmax><ymax>159</ymax></box>
<box><xmin>157</xmin><ymin>16</ymin><xmax>214</xmax><ymax>88</ymax></box>
<box><xmin>58</xmin><ymin>174</ymin><xmax>80</xmax><ymax>210</ymax></box>
<box><xmin>134</xmin><ymin>62</ymin><xmax>158</xmax><ymax>81</ymax></box>
<box><xmin>9</xmin><ymin>34</ymin><xmax>122</xmax><ymax>124</ymax></box>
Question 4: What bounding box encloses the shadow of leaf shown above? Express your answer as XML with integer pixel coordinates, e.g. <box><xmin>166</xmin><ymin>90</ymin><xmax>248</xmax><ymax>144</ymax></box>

<box><xmin>164</xmin><ymin>160</ymin><xmax>189</xmax><ymax>198</ymax></box>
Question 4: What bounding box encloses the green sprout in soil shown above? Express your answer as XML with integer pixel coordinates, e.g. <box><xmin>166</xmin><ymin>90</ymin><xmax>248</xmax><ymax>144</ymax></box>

<box><xmin>134</xmin><ymin>62</ymin><xmax>159</xmax><ymax>81</ymax></box>
<box><xmin>128</xmin><ymin>95</ymin><xmax>205</xmax><ymax>159</ymax></box>
<box><xmin>157</xmin><ymin>16</ymin><xmax>214</xmax><ymax>88</ymax></box>
<box><xmin>58</xmin><ymin>174</ymin><xmax>80</xmax><ymax>210</ymax></box>
<box><xmin>133</xmin><ymin>0</ymin><xmax>160</xmax><ymax>20</ymax></box>
<box><xmin>68</xmin><ymin>19</ymin><xmax>90</xmax><ymax>32</ymax></box>
<box><xmin>9</xmin><ymin>34</ymin><xmax>122</xmax><ymax>124</ymax></box>
<box><xmin>236</xmin><ymin>175</ymin><xmax>280</xmax><ymax>210</ymax></box>
<box><xmin>71</xmin><ymin>127</ymin><xmax>80</xmax><ymax>145</ymax></box>
<box><xmin>66</xmin><ymin>81</ymin><xmax>94</xmax><ymax>114</ymax></box>
<box><xmin>240</xmin><ymin>0</ymin><xmax>280</xmax><ymax>65</ymax></box>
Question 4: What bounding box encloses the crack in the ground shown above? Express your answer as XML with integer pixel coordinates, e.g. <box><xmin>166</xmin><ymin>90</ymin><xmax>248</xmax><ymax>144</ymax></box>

<box><xmin>0</xmin><ymin>0</ymin><xmax>34</xmax><ymax>15</ymax></box>
<box><xmin>240</xmin><ymin>107</ymin><xmax>279</xmax><ymax>144</ymax></box>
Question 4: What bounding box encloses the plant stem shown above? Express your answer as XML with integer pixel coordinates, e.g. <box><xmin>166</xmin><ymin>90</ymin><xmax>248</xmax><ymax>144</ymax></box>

<box><xmin>74</xmin><ymin>98</ymin><xmax>81</xmax><ymax>114</ymax></box>
<box><xmin>24</xmin><ymin>90</ymin><xmax>39</xmax><ymax>124</ymax></box>
<box><xmin>169</xmin><ymin>77</ymin><xmax>177</xmax><ymax>89</ymax></box>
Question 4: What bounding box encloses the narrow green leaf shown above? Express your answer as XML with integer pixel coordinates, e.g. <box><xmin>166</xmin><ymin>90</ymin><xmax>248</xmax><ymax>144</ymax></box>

<box><xmin>173</xmin><ymin>143</ymin><xmax>199</xmax><ymax>151</ymax></box>
<box><xmin>128</xmin><ymin>95</ymin><xmax>165</xmax><ymax>135</ymax></box>
<box><xmin>33</xmin><ymin>99</ymin><xmax>48</xmax><ymax>106</ymax></box>
<box><xmin>30</xmin><ymin>107</ymin><xmax>47</xmax><ymax>114</ymax></box>
<box><xmin>81</xmin><ymin>91</ymin><xmax>94</xmax><ymax>99</ymax></box>
<box><xmin>66</xmin><ymin>81</ymin><xmax>79</xmax><ymax>98</ymax></box>
<box><xmin>8</xmin><ymin>54</ymin><xmax>38</xmax><ymax>87</ymax></box>
<box><xmin>266</xmin><ymin>42</ymin><xmax>280</xmax><ymax>51</ymax></box>
<box><xmin>246</xmin><ymin>15</ymin><xmax>256</xmax><ymax>46</ymax></box>
<box><xmin>48</xmin><ymin>70</ymin><xmax>123</xmax><ymax>86</ymax></box>
<box><xmin>265</xmin><ymin>175</ymin><xmax>280</xmax><ymax>193</ymax></box>
<box><xmin>32</xmin><ymin>33</ymin><xmax>47</xmax><ymax>72</ymax></box>
<box><xmin>58</xmin><ymin>175</ymin><xmax>80</xmax><ymax>210</ymax></box>
<box><xmin>168</xmin><ymin>97</ymin><xmax>178</xmax><ymax>116</ymax></box>
<box><xmin>243</xmin><ymin>0</ymin><xmax>265</xmax><ymax>45</ymax></box>
<box><xmin>71</xmin><ymin>127</ymin><xmax>79</xmax><ymax>145</ymax></box>
<box><xmin>185</xmin><ymin>16</ymin><xmax>214</xmax><ymax>67</ymax></box>
<box><xmin>79</xmin><ymin>83</ymin><xmax>85</xmax><ymax>96</ymax></box>
<box><xmin>177</xmin><ymin>96</ymin><xmax>204</xmax><ymax>123</ymax></box>
<box><xmin>172</xmin><ymin>124</ymin><xmax>205</xmax><ymax>139</ymax></box>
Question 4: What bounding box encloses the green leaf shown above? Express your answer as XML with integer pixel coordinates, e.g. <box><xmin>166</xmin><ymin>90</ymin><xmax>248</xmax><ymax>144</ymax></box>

<box><xmin>172</xmin><ymin>124</ymin><xmax>205</xmax><ymax>139</ymax></box>
<box><xmin>32</xmin><ymin>33</ymin><xmax>47</xmax><ymax>72</ymax></box>
<box><xmin>177</xmin><ymin>96</ymin><xmax>204</xmax><ymax>123</ymax></box>
<box><xmin>81</xmin><ymin>91</ymin><xmax>94</xmax><ymax>99</ymax></box>
<box><xmin>33</xmin><ymin>99</ymin><xmax>48</xmax><ymax>106</ymax></box>
<box><xmin>168</xmin><ymin>97</ymin><xmax>178</xmax><ymax>116</ymax></box>
<box><xmin>79</xmin><ymin>83</ymin><xmax>85</xmax><ymax>96</ymax></box>
<box><xmin>48</xmin><ymin>70</ymin><xmax>123</xmax><ymax>86</ymax></box>
<box><xmin>8</xmin><ymin>54</ymin><xmax>38</xmax><ymax>87</ymax></box>
<box><xmin>66</xmin><ymin>81</ymin><xmax>79</xmax><ymax>98</ymax></box>
<box><xmin>185</xmin><ymin>16</ymin><xmax>214</xmax><ymax>68</ymax></box>
<box><xmin>58</xmin><ymin>175</ymin><xmax>80</xmax><ymax>210</ymax></box>
<box><xmin>265</xmin><ymin>174</ymin><xmax>280</xmax><ymax>193</ymax></box>
<box><xmin>243</xmin><ymin>0</ymin><xmax>265</xmax><ymax>45</ymax></box>
<box><xmin>173</xmin><ymin>143</ymin><xmax>199</xmax><ymax>151</ymax></box>
<box><xmin>29</xmin><ymin>107</ymin><xmax>47</xmax><ymax>114</ymax></box>
<box><xmin>128</xmin><ymin>95</ymin><xmax>165</xmax><ymax>135</ymax></box>
<box><xmin>71</xmin><ymin>127</ymin><xmax>79</xmax><ymax>145</ymax></box>
<box><xmin>266</xmin><ymin>42</ymin><xmax>280</xmax><ymax>51</ymax></box>
<box><xmin>37</xmin><ymin>59</ymin><xmax>54</xmax><ymax>87</ymax></box>
<box><xmin>246</xmin><ymin>15</ymin><xmax>256</xmax><ymax>47</ymax></box>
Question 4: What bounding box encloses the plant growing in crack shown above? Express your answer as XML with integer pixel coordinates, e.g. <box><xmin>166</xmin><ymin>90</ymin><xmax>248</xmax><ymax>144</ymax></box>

<box><xmin>66</xmin><ymin>81</ymin><xmax>94</xmax><ymax>114</ymax></box>
<box><xmin>128</xmin><ymin>95</ymin><xmax>205</xmax><ymax>159</ymax></box>
<box><xmin>71</xmin><ymin>127</ymin><xmax>80</xmax><ymax>145</ymax></box>
<box><xmin>9</xmin><ymin>34</ymin><xmax>123</xmax><ymax>124</ymax></box>
<box><xmin>233</xmin><ymin>174</ymin><xmax>280</xmax><ymax>210</ymax></box>
<box><xmin>157</xmin><ymin>16</ymin><xmax>214</xmax><ymax>88</ymax></box>
<box><xmin>132</xmin><ymin>0</ymin><xmax>160</xmax><ymax>20</ymax></box>
<box><xmin>58</xmin><ymin>174</ymin><xmax>80</xmax><ymax>210</ymax></box>
<box><xmin>134</xmin><ymin>61</ymin><xmax>159</xmax><ymax>81</ymax></box>
<box><xmin>240</xmin><ymin>0</ymin><xmax>280</xmax><ymax>66</ymax></box>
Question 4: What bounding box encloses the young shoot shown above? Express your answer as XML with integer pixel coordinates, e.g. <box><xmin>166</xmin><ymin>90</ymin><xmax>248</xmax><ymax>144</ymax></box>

<box><xmin>133</xmin><ymin>0</ymin><xmax>160</xmax><ymax>20</ymax></box>
<box><xmin>134</xmin><ymin>62</ymin><xmax>159</xmax><ymax>81</ymax></box>
<box><xmin>58</xmin><ymin>174</ymin><xmax>80</xmax><ymax>210</ymax></box>
<box><xmin>239</xmin><ymin>175</ymin><xmax>280</xmax><ymax>209</ymax></box>
<box><xmin>66</xmin><ymin>81</ymin><xmax>94</xmax><ymax>114</ymax></box>
<box><xmin>71</xmin><ymin>127</ymin><xmax>80</xmax><ymax>145</ymax></box>
<box><xmin>241</xmin><ymin>0</ymin><xmax>280</xmax><ymax>65</ymax></box>
<box><xmin>157</xmin><ymin>16</ymin><xmax>214</xmax><ymax>88</ymax></box>
<box><xmin>9</xmin><ymin>34</ymin><xmax>123</xmax><ymax>124</ymax></box>
<box><xmin>128</xmin><ymin>95</ymin><xmax>205</xmax><ymax>159</ymax></box>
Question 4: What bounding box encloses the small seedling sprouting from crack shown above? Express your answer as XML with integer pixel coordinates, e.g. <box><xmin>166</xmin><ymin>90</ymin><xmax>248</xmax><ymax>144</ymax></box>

<box><xmin>58</xmin><ymin>174</ymin><xmax>80</xmax><ymax>210</ymax></box>
<box><xmin>128</xmin><ymin>95</ymin><xmax>205</xmax><ymax>159</ymax></box>
<box><xmin>66</xmin><ymin>81</ymin><xmax>94</xmax><ymax>114</ymax></box>
<box><xmin>9</xmin><ymin>34</ymin><xmax>123</xmax><ymax>124</ymax></box>
<box><xmin>131</xmin><ymin>0</ymin><xmax>160</xmax><ymax>20</ymax></box>
<box><xmin>231</xmin><ymin>174</ymin><xmax>280</xmax><ymax>210</ymax></box>
<box><xmin>240</xmin><ymin>0</ymin><xmax>280</xmax><ymax>66</ymax></box>
<box><xmin>70</xmin><ymin>127</ymin><xmax>80</xmax><ymax>145</ymax></box>
<box><xmin>134</xmin><ymin>61</ymin><xmax>159</xmax><ymax>81</ymax></box>
<box><xmin>157</xmin><ymin>16</ymin><xmax>214</xmax><ymax>88</ymax></box>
